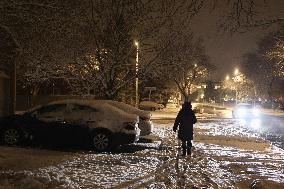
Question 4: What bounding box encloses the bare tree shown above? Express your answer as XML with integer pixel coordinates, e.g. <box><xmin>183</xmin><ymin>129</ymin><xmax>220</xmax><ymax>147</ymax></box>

<box><xmin>223</xmin><ymin>72</ymin><xmax>255</xmax><ymax>102</ymax></box>
<box><xmin>214</xmin><ymin>0</ymin><xmax>284</xmax><ymax>32</ymax></box>
<box><xmin>154</xmin><ymin>30</ymin><xmax>212</xmax><ymax>102</ymax></box>
<box><xmin>0</xmin><ymin>0</ymin><xmax>95</xmax><ymax>96</ymax></box>
<box><xmin>265</xmin><ymin>35</ymin><xmax>284</xmax><ymax>78</ymax></box>
<box><xmin>241</xmin><ymin>27</ymin><xmax>284</xmax><ymax>100</ymax></box>
<box><xmin>63</xmin><ymin>0</ymin><xmax>205</xmax><ymax>99</ymax></box>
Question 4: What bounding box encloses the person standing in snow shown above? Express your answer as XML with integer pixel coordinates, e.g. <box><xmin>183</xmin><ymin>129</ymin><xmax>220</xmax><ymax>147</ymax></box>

<box><xmin>173</xmin><ymin>101</ymin><xmax>197</xmax><ymax>156</ymax></box>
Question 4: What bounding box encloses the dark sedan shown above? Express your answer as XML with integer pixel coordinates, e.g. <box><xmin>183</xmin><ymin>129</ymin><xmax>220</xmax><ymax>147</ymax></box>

<box><xmin>0</xmin><ymin>100</ymin><xmax>139</xmax><ymax>151</ymax></box>
<box><xmin>0</xmin><ymin>104</ymin><xmax>91</xmax><ymax>148</ymax></box>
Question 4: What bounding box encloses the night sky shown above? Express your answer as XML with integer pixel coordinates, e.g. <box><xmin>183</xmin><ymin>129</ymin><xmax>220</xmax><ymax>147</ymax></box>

<box><xmin>191</xmin><ymin>0</ymin><xmax>284</xmax><ymax>80</ymax></box>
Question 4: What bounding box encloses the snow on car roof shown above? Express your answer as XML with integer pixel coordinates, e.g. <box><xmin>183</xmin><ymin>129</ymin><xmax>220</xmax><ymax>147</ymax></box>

<box><xmin>27</xmin><ymin>99</ymin><xmax>138</xmax><ymax>122</ymax></box>
<box><xmin>95</xmin><ymin>100</ymin><xmax>151</xmax><ymax>118</ymax></box>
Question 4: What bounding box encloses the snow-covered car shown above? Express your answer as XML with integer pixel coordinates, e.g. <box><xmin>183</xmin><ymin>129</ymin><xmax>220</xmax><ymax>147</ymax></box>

<box><xmin>232</xmin><ymin>103</ymin><xmax>260</xmax><ymax>118</ymax></box>
<box><xmin>0</xmin><ymin>100</ymin><xmax>140</xmax><ymax>151</ymax></box>
<box><xmin>96</xmin><ymin>100</ymin><xmax>153</xmax><ymax>136</ymax></box>
<box><xmin>139</xmin><ymin>101</ymin><xmax>160</xmax><ymax>111</ymax></box>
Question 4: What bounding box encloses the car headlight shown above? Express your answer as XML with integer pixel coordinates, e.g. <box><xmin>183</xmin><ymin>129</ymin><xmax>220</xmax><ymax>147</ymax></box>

<box><xmin>236</xmin><ymin>108</ymin><xmax>246</xmax><ymax>117</ymax></box>
<box><xmin>252</xmin><ymin>108</ymin><xmax>260</xmax><ymax>116</ymax></box>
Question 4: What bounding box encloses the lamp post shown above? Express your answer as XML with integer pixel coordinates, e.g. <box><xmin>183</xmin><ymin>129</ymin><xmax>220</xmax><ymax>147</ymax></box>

<box><xmin>135</xmin><ymin>41</ymin><xmax>139</xmax><ymax>108</ymax></box>
<box><xmin>234</xmin><ymin>68</ymin><xmax>239</xmax><ymax>104</ymax></box>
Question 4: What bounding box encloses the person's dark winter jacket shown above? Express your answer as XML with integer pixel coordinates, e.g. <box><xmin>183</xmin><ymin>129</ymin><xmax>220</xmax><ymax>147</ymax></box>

<box><xmin>173</xmin><ymin>102</ymin><xmax>197</xmax><ymax>141</ymax></box>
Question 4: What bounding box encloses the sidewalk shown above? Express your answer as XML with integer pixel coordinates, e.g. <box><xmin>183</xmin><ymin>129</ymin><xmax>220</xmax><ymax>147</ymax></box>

<box><xmin>151</xmin><ymin>108</ymin><xmax>284</xmax><ymax>188</ymax></box>
<box><xmin>151</xmin><ymin>107</ymin><xmax>211</xmax><ymax>120</ymax></box>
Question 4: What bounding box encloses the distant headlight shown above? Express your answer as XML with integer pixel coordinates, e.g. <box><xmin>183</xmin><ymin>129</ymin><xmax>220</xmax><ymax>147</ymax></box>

<box><xmin>252</xmin><ymin>108</ymin><xmax>260</xmax><ymax>116</ymax></box>
<box><xmin>250</xmin><ymin>119</ymin><xmax>261</xmax><ymax>129</ymax></box>
<box><xmin>236</xmin><ymin>108</ymin><xmax>246</xmax><ymax>117</ymax></box>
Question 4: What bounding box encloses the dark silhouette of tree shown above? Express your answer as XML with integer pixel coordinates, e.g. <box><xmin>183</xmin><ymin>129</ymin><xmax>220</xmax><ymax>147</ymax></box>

<box><xmin>204</xmin><ymin>80</ymin><xmax>216</xmax><ymax>102</ymax></box>
<box><xmin>2</xmin><ymin>0</ymin><xmax>281</xmax><ymax>100</ymax></box>
<box><xmin>215</xmin><ymin>0</ymin><xmax>284</xmax><ymax>32</ymax></box>
<box><xmin>154</xmin><ymin>31</ymin><xmax>213</xmax><ymax>102</ymax></box>
<box><xmin>241</xmin><ymin>27</ymin><xmax>284</xmax><ymax>100</ymax></box>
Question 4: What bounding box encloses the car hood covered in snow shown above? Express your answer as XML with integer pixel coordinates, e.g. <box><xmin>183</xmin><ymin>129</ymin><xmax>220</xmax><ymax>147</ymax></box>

<box><xmin>95</xmin><ymin>100</ymin><xmax>151</xmax><ymax>119</ymax></box>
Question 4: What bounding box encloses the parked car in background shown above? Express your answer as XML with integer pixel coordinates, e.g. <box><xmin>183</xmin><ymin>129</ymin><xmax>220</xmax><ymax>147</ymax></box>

<box><xmin>166</xmin><ymin>102</ymin><xmax>178</xmax><ymax>108</ymax></box>
<box><xmin>139</xmin><ymin>101</ymin><xmax>161</xmax><ymax>111</ymax></box>
<box><xmin>0</xmin><ymin>100</ymin><xmax>140</xmax><ymax>151</ymax></box>
<box><xmin>96</xmin><ymin>100</ymin><xmax>153</xmax><ymax>136</ymax></box>
<box><xmin>232</xmin><ymin>103</ymin><xmax>260</xmax><ymax>119</ymax></box>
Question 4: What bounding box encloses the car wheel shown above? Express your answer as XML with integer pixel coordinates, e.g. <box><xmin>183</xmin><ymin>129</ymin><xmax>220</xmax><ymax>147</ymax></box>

<box><xmin>2</xmin><ymin>127</ymin><xmax>23</xmax><ymax>145</ymax></box>
<box><xmin>91</xmin><ymin>131</ymin><xmax>112</xmax><ymax>152</ymax></box>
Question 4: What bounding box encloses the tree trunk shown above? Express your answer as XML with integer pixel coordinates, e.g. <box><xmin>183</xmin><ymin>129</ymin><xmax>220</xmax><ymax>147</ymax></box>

<box><xmin>102</xmin><ymin>90</ymin><xmax>118</xmax><ymax>100</ymax></box>
<box><xmin>268</xmin><ymin>77</ymin><xmax>275</xmax><ymax>102</ymax></box>
<box><xmin>9</xmin><ymin>58</ymin><xmax>16</xmax><ymax>115</ymax></box>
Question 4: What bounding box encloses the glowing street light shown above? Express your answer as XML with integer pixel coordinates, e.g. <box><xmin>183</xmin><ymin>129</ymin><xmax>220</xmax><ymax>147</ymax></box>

<box><xmin>226</xmin><ymin>75</ymin><xmax>230</xmax><ymax>80</ymax></box>
<box><xmin>194</xmin><ymin>64</ymin><xmax>197</xmax><ymax>67</ymax></box>
<box><xmin>234</xmin><ymin>68</ymin><xmax>239</xmax><ymax>75</ymax></box>
<box><xmin>134</xmin><ymin>40</ymin><xmax>139</xmax><ymax>108</ymax></box>
<box><xmin>135</xmin><ymin>41</ymin><xmax>139</xmax><ymax>47</ymax></box>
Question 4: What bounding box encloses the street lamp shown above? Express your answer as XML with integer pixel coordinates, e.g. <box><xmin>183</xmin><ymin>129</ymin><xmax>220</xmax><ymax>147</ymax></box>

<box><xmin>134</xmin><ymin>40</ymin><xmax>139</xmax><ymax>108</ymax></box>
<box><xmin>234</xmin><ymin>68</ymin><xmax>239</xmax><ymax>75</ymax></box>
<box><xmin>226</xmin><ymin>75</ymin><xmax>230</xmax><ymax>80</ymax></box>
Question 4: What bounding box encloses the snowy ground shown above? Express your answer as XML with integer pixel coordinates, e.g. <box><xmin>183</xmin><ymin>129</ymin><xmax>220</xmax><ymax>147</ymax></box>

<box><xmin>0</xmin><ymin>108</ymin><xmax>284</xmax><ymax>189</ymax></box>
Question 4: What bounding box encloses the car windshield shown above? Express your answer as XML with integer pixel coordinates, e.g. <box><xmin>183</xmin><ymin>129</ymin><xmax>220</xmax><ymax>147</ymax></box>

<box><xmin>24</xmin><ymin>104</ymin><xmax>66</xmax><ymax>115</ymax></box>
<box><xmin>72</xmin><ymin>104</ymin><xmax>97</xmax><ymax>112</ymax></box>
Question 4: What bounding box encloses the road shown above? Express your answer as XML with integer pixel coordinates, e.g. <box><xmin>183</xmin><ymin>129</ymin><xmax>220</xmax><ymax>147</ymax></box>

<box><xmin>198</xmin><ymin>104</ymin><xmax>284</xmax><ymax>149</ymax></box>
<box><xmin>248</xmin><ymin>113</ymin><xmax>284</xmax><ymax>149</ymax></box>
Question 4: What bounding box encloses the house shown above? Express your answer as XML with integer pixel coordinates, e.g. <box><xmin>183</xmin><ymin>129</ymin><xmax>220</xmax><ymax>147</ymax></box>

<box><xmin>0</xmin><ymin>25</ymin><xmax>20</xmax><ymax>116</ymax></box>
<box><xmin>0</xmin><ymin>71</ymin><xmax>11</xmax><ymax>117</ymax></box>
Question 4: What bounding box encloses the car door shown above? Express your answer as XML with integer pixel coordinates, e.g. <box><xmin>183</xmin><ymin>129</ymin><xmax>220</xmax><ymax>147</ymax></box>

<box><xmin>62</xmin><ymin>104</ymin><xmax>98</xmax><ymax>146</ymax></box>
<box><xmin>31</xmin><ymin>104</ymin><xmax>69</xmax><ymax>146</ymax></box>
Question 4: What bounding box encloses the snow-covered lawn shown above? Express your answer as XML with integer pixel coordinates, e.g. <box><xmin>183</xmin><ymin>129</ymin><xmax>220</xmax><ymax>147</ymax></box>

<box><xmin>0</xmin><ymin>108</ymin><xmax>284</xmax><ymax>188</ymax></box>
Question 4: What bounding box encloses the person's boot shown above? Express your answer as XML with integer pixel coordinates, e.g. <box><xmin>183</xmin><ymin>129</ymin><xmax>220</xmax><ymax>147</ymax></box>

<box><xmin>182</xmin><ymin>146</ymin><xmax>187</xmax><ymax>156</ymax></box>
<box><xmin>187</xmin><ymin>141</ymin><xmax>192</xmax><ymax>156</ymax></box>
<box><xmin>186</xmin><ymin>147</ymin><xmax>191</xmax><ymax>156</ymax></box>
